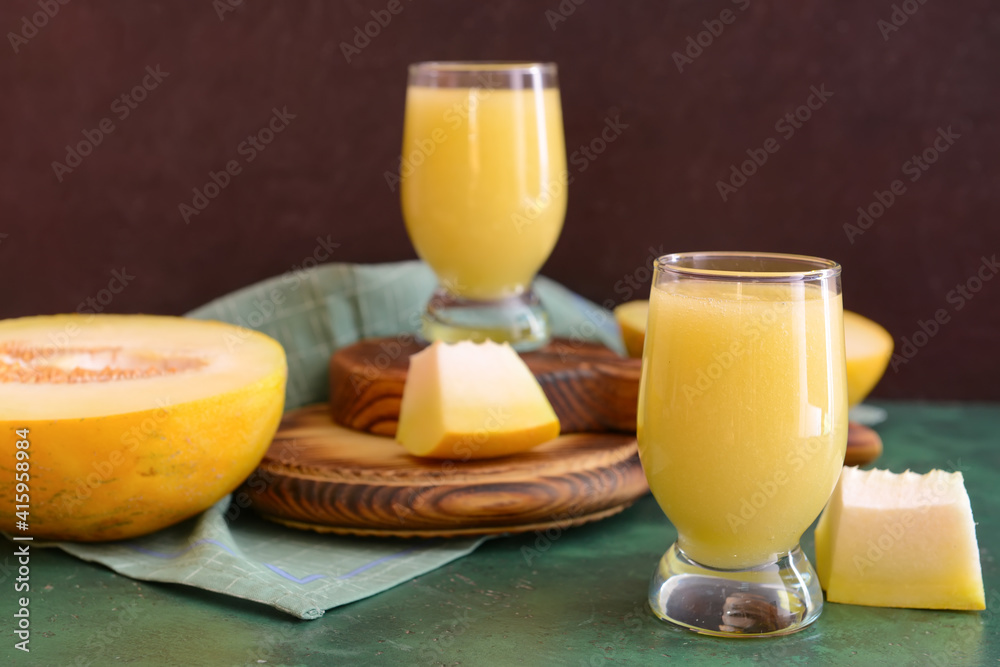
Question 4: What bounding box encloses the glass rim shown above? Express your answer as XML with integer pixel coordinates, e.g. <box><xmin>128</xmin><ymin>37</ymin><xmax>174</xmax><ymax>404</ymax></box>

<box><xmin>654</xmin><ymin>251</ymin><xmax>841</xmax><ymax>282</ymax></box>
<box><xmin>408</xmin><ymin>61</ymin><xmax>557</xmax><ymax>75</ymax></box>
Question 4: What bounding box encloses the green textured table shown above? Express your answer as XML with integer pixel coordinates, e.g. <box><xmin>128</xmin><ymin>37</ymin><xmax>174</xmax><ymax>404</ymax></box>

<box><xmin>3</xmin><ymin>402</ymin><xmax>998</xmax><ymax>667</ymax></box>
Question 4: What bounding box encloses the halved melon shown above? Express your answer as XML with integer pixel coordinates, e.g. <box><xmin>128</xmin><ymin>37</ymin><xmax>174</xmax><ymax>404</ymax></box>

<box><xmin>615</xmin><ymin>302</ymin><xmax>893</xmax><ymax>406</ymax></box>
<box><xmin>0</xmin><ymin>314</ymin><xmax>286</xmax><ymax>541</ymax></box>
<box><xmin>613</xmin><ymin>300</ymin><xmax>648</xmax><ymax>359</ymax></box>
<box><xmin>844</xmin><ymin>310</ymin><xmax>893</xmax><ymax>406</ymax></box>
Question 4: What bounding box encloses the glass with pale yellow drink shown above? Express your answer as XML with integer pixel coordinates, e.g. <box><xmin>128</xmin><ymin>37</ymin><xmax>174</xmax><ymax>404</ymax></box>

<box><xmin>637</xmin><ymin>252</ymin><xmax>847</xmax><ymax>637</ymax></box>
<box><xmin>401</xmin><ymin>62</ymin><xmax>567</xmax><ymax>349</ymax></box>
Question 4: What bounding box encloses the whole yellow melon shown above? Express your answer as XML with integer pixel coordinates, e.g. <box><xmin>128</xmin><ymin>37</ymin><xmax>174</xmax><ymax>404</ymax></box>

<box><xmin>0</xmin><ymin>314</ymin><xmax>286</xmax><ymax>541</ymax></box>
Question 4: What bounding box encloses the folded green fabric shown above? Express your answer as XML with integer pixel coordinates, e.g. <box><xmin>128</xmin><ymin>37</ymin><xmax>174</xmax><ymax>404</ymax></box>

<box><xmin>44</xmin><ymin>260</ymin><xmax>623</xmax><ymax>620</ymax></box>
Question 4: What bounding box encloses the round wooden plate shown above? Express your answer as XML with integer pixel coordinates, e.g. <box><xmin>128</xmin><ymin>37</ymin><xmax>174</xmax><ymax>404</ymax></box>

<box><xmin>243</xmin><ymin>404</ymin><xmax>650</xmax><ymax>538</ymax></box>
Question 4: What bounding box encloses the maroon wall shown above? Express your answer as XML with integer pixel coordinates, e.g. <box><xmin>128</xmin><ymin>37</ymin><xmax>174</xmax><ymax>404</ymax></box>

<box><xmin>2</xmin><ymin>1</ymin><xmax>998</xmax><ymax>400</ymax></box>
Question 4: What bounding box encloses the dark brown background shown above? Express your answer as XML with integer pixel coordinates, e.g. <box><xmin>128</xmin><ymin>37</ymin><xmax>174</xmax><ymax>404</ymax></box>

<box><xmin>1</xmin><ymin>1</ymin><xmax>997</xmax><ymax>400</ymax></box>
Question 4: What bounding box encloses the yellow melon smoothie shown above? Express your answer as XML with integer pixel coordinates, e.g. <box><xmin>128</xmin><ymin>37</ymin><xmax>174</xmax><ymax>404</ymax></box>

<box><xmin>637</xmin><ymin>252</ymin><xmax>847</xmax><ymax>637</ymax></box>
<box><xmin>398</xmin><ymin>62</ymin><xmax>567</xmax><ymax>350</ymax></box>
<box><xmin>401</xmin><ymin>85</ymin><xmax>566</xmax><ymax>300</ymax></box>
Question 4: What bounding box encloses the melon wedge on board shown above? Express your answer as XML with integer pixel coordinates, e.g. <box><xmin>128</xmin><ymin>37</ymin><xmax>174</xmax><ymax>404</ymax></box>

<box><xmin>815</xmin><ymin>466</ymin><xmax>985</xmax><ymax>610</ymax></box>
<box><xmin>396</xmin><ymin>340</ymin><xmax>559</xmax><ymax>459</ymax></box>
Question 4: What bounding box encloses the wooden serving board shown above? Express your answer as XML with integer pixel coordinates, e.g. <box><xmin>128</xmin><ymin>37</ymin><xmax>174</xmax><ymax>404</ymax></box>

<box><xmin>243</xmin><ymin>404</ymin><xmax>650</xmax><ymax>538</ymax></box>
<box><xmin>328</xmin><ymin>337</ymin><xmax>882</xmax><ymax>467</ymax></box>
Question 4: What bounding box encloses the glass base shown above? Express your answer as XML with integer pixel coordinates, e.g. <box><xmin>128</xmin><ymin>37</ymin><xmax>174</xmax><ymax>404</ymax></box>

<box><xmin>421</xmin><ymin>286</ymin><xmax>550</xmax><ymax>351</ymax></box>
<box><xmin>648</xmin><ymin>544</ymin><xmax>823</xmax><ymax>637</ymax></box>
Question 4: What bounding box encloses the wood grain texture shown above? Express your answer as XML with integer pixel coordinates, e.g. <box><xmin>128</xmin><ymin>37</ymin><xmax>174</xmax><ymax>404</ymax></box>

<box><xmin>243</xmin><ymin>404</ymin><xmax>650</xmax><ymax>538</ymax></box>
<box><xmin>329</xmin><ymin>337</ymin><xmax>640</xmax><ymax>436</ymax></box>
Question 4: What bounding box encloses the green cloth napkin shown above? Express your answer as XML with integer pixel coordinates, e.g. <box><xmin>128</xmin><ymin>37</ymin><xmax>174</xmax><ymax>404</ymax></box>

<box><xmin>46</xmin><ymin>260</ymin><xmax>623</xmax><ymax>620</ymax></box>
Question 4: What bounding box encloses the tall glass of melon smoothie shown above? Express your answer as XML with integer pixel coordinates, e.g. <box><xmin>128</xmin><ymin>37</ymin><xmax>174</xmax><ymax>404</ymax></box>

<box><xmin>401</xmin><ymin>62</ymin><xmax>567</xmax><ymax>350</ymax></box>
<box><xmin>637</xmin><ymin>252</ymin><xmax>847</xmax><ymax>636</ymax></box>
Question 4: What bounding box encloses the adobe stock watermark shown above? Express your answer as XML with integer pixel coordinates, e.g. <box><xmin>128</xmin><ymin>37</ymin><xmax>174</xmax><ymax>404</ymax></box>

<box><xmin>383</xmin><ymin>71</ymin><xmax>503</xmax><ymax>192</ymax></box>
<box><xmin>853</xmin><ymin>461</ymin><xmax>967</xmax><ymax>575</ymax></box>
<box><xmin>226</xmin><ymin>440</ymin><xmax>298</xmax><ymax>522</ymax></box>
<box><xmin>682</xmin><ymin>299</ymin><xmax>791</xmax><ymax>405</ymax></box>
<box><xmin>76</xmin><ymin>267</ymin><xmax>135</xmax><ymax>316</ymax></box>
<box><xmin>244</xmin><ymin>621</ymin><xmax>301</xmax><ymax>666</ymax></box>
<box><xmin>1</xmin><ymin>267</ymin><xmax>134</xmax><ymax>383</ymax></box>
<box><xmin>418</xmin><ymin>608</ymin><xmax>477</xmax><ymax>664</ymax></box>
<box><xmin>220</xmin><ymin>234</ymin><xmax>340</xmax><ymax>352</ymax></box>
<box><xmin>726</xmin><ymin>433</ymin><xmax>830</xmax><ymax>531</ymax></box>
<box><xmin>51</xmin><ymin>65</ymin><xmax>170</xmax><ymax>183</ymax></box>
<box><xmin>7</xmin><ymin>0</ymin><xmax>72</xmax><ymax>54</ymax></box>
<box><xmin>878</xmin><ymin>0</ymin><xmax>931</xmax><ymax>41</ymax></box>
<box><xmin>569</xmin><ymin>109</ymin><xmax>628</xmax><ymax>173</ymax></box>
<box><xmin>53</xmin><ymin>397</ymin><xmax>174</xmax><ymax>520</ymax></box>
<box><xmin>178</xmin><ymin>106</ymin><xmax>295</xmax><ymax>223</ymax></box>
<box><xmin>605</xmin><ymin>246</ymin><xmax>665</xmax><ymax>305</ymax></box>
<box><xmin>536</xmin><ymin>245</ymin><xmax>663</xmax><ymax>363</ymax></box>
<box><xmin>890</xmin><ymin>253</ymin><xmax>998</xmax><ymax>372</ymax></box>
<box><xmin>512</xmin><ymin>108</ymin><xmax>628</xmax><ymax>233</ymax></box>
<box><xmin>519</xmin><ymin>504</ymin><xmax>589</xmax><ymax>566</ymax></box>
<box><xmin>531</xmin><ymin>245</ymin><xmax>665</xmax><ymax>362</ymax></box>
<box><xmin>844</xmin><ymin>125</ymin><xmax>960</xmax><ymax>244</ymax></box>
<box><xmin>519</xmin><ymin>458</ymin><xmax>637</xmax><ymax>566</ymax></box>
<box><xmin>339</xmin><ymin>0</ymin><xmax>412</xmax><ymax>64</ymax></box>
<box><xmin>926</xmin><ymin>588</ymin><xmax>998</xmax><ymax>667</ymax></box>
<box><xmin>388</xmin><ymin>404</ymin><xmax>513</xmax><ymax>528</ymax></box>
<box><xmin>716</xmin><ymin>84</ymin><xmax>833</xmax><ymax>201</ymax></box>
<box><xmin>672</xmin><ymin>0</ymin><xmax>752</xmax><ymax>73</ymax></box>
<box><xmin>213</xmin><ymin>0</ymin><xmax>244</xmax><ymax>21</ymax></box>
<box><xmin>65</xmin><ymin>602</ymin><xmax>145</xmax><ymax>667</ymax></box>
<box><xmin>578</xmin><ymin>601</ymin><xmax>649</xmax><ymax>666</ymax></box>
<box><xmin>544</xmin><ymin>0</ymin><xmax>588</xmax><ymax>30</ymax></box>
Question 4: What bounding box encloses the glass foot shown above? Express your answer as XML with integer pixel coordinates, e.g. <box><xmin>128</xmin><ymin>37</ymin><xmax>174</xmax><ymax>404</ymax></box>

<box><xmin>648</xmin><ymin>544</ymin><xmax>823</xmax><ymax>637</ymax></box>
<box><xmin>421</xmin><ymin>286</ymin><xmax>550</xmax><ymax>351</ymax></box>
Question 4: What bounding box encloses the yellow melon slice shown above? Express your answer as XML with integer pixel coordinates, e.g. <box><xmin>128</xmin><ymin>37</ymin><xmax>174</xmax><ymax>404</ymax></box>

<box><xmin>615</xmin><ymin>302</ymin><xmax>893</xmax><ymax>404</ymax></box>
<box><xmin>843</xmin><ymin>310</ymin><xmax>893</xmax><ymax>406</ymax></box>
<box><xmin>0</xmin><ymin>314</ymin><xmax>287</xmax><ymax>541</ymax></box>
<box><xmin>613</xmin><ymin>300</ymin><xmax>648</xmax><ymax>359</ymax></box>
<box><xmin>396</xmin><ymin>340</ymin><xmax>559</xmax><ymax>459</ymax></box>
<box><xmin>815</xmin><ymin>466</ymin><xmax>985</xmax><ymax>610</ymax></box>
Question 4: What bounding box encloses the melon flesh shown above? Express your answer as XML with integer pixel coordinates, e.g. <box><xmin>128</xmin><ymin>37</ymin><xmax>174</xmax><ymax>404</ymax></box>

<box><xmin>843</xmin><ymin>310</ymin><xmax>893</xmax><ymax>406</ymax></box>
<box><xmin>613</xmin><ymin>300</ymin><xmax>648</xmax><ymax>359</ymax></box>
<box><xmin>0</xmin><ymin>314</ymin><xmax>287</xmax><ymax>541</ymax></box>
<box><xmin>815</xmin><ymin>466</ymin><xmax>985</xmax><ymax>610</ymax></box>
<box><xmin>396</xmin><ymin>340</ymin><xmax>559</xmax><ymax>459</ymax></box>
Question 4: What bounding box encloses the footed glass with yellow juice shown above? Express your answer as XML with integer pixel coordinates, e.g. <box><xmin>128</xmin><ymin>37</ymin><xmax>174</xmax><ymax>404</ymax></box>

<box><xmin>637</xmin><ymin>252</ymin><xmax>847</xmax><ymax>637</ymax></box>
<box><xmin>400</xmin><ymin>62</ymin><xmax>567</xmax><ymax>349</ymax></box>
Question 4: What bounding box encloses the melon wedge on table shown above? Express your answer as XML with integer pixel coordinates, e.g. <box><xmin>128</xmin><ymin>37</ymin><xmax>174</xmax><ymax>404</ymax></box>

<box><xmin>396</xmin><ymin>340</ymin><xmax>559</xmax><ymax>459</ymax></box>
<box><xmin>0</xmin><ymin>314</ymin><xmax>287</xmax><ymax>541</ymax></box>
<box><xmin>815</xmin><ymin>466</ymin><xmax>985</xmax><ymax>610</ymax></box>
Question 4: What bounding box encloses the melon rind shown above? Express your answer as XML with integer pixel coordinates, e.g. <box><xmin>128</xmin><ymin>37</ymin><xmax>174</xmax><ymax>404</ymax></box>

<box><xmin>0</xmin><ymin>314</ymin><xmax>287</xmax><ymax>541</ymax></box>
